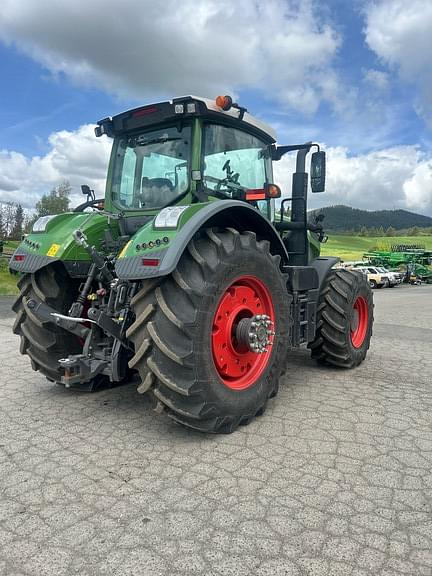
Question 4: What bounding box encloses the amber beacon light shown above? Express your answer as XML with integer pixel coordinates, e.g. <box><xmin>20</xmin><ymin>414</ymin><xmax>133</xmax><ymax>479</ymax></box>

<box><xmin>215</xmin><ymin>95</ymin><xmax>233</xmax><ymax>111</ymax></box>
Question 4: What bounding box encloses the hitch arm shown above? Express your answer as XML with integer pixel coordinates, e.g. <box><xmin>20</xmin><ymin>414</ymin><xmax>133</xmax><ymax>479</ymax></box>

<box><xmin>25</xmin><ymin>298</ymin><xmax>90</xmax><ymax>339</ymax></box>
<box><xmin>87</xmin><ymin>307</ymin><xmax>132</xmax><ymax>349</ymax></box>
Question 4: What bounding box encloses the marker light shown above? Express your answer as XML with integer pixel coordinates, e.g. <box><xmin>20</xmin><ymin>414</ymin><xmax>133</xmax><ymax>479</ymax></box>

<box><xmin>142</xmin><ymin>258</ymin><xmax>160</xmax><ymax>267</ymax></box>
<box><xmin>216</xmin><ymin>95</ymin><xmax>233</xmax><ymax>111</ymax></box>
<box><xmin>245</xmin><ymin>184</ymin><xmax>281</xmax><ymax>201</ymax></box>
<box><xmin>267</xmin><ymin>184</ymin><xmax>281</xmax><ymax>198</ymax></box>
<box><xmin>245</xmin><ymin>190</ymin><xmax>266</xmax><ymax>201</ymax></box>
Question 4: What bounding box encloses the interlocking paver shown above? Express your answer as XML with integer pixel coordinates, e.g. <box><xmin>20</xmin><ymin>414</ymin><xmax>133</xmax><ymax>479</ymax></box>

<box><xmin>0</xmin><ymin>285</ymin><xmax>431</xmax><ymax>576</ymax></box>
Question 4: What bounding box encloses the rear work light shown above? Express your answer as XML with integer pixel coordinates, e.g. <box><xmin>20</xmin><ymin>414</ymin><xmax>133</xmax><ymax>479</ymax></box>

<box><xmin>142</xmin><ymin>258</ymin><xmax>160</xmax><ymax>267</ymax></box>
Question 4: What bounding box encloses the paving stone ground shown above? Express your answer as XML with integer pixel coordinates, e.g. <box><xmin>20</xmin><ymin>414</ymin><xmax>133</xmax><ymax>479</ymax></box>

<box><xmin>0</xmin><ymin>285</ymin><xmax>432</xmax><ymax>576</ymax></box>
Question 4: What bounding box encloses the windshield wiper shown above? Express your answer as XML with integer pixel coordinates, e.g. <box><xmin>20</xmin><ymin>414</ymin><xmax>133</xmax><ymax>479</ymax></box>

<box><xmin>133</xmin><ymin>136</ymin><xmax>182</xmax><ymax>147</ymax></box>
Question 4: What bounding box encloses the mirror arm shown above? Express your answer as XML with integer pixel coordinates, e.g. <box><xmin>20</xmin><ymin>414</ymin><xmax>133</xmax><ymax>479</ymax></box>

<box><xmin>271</xmin><ymin>142</ymin><xmax>313</xmax><ymax>161</ymax></box>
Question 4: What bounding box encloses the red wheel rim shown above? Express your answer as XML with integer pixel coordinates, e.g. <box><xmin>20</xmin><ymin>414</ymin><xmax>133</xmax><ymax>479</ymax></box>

<box><xmin>211</xmin><ymin>276</ymin><xmax>275</xmax><ymax>390</ymax></box>
<box><xmin>351</xmin><ymin>296</ymin><xmax>368</xmax><ymax>348</ymax></box>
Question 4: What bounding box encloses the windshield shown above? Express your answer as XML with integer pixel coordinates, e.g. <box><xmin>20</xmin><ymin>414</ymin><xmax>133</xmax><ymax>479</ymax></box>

<box><xmin>203</xmin><ymin>124</ymin><xmax>271</xmax><ymax>214</ymax></box>
<box><xmin>111</xmin><ymin>125</ymin><xmax>191</xmax><ymax>210</ymax></box>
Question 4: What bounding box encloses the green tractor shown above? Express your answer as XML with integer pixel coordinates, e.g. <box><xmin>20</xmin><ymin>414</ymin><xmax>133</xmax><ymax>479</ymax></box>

<box><xmin>10</xmin><ymin>95</ymin><xmax>374</xmax><ymax>433</ymax></box>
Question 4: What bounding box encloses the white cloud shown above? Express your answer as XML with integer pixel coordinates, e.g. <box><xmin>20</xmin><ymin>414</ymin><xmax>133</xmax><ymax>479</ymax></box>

<box><xmin>404</xmin><ymin>161</ymin><xmax>432</xmax><ymax>211</ymax></box>
<box><xmin>365</xmin><ymin>0</ymin><xmax>432</xmax><ymax>125</ymax></box>
<box><xmin>0</xmin><ymin>0</ymin><xmax>340</xmax><ymax>115</ymax></box>
<box><xmin>274</xmin><ymin>145</ymin><xmax>432</xmax><ymax>215</ymax></box>
<box><xmin>363</xmin><ymin>68</ymin><xmax>389</xmax><ymax>91</ymax></box>
<box><xmin>0</xmin><ymin>125</ymin><xmax>111</xmax><ymax>209</ymax></box>
<box><xmin>0</xmin><ymin>124</ymin><xmax>431</xmax><ymax>216</ymax></box>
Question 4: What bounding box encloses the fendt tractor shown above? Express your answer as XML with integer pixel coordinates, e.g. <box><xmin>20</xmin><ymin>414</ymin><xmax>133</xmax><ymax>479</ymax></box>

<box><xmin>10</xmin><ymin>95</ymin><xmax>374</xmax><ymax>433</ymax></box>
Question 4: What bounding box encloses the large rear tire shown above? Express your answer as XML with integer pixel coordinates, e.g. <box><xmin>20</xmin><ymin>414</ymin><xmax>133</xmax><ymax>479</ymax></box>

<box><xmin>126</xmin><ymin>228</ymin><xmax>290</xmax><ymax>433</ymax></box>
<box><xmin>12</xmin><ymin>264</ymin><xmax>82</xmax><ymax>382</ymax></box>
<box><xmin>309</xmin><ymin>269</ymin><xmax>373</xmax><ymax>368</ymax></box>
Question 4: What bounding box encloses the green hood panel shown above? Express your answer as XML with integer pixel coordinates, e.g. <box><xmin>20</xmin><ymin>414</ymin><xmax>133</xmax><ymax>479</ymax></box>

<box><xmin>9</xmin><ymin>212</ymin><xmax>121</xmax><ymax>276</ymax></box>
<box><xmin>20</xmin><ymin>212</ymin><xmax>117</xmax><ymax>261</ymax></box>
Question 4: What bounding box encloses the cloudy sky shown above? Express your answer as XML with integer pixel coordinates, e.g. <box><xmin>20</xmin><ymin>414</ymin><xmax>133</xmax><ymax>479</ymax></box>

<box><xmin>0</xmin><ymin>0</ymin><xmax>431</xmax><ymax>215</ymax></box>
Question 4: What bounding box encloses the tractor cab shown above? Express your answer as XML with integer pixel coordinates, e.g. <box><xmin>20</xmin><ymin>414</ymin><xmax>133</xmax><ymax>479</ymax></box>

<box><xmin>97</xmin><ymin>95</ymin><xmax>326</xmax><ymax>264</ymax></box>
<box><xmin>99</xmin><ymin>95</ymin><xmax>278</xmax><ymax>212</ymax></box>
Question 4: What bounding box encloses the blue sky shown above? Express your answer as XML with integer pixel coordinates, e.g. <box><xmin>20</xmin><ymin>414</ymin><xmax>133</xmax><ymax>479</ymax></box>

<box><xmin>0</xmin><ymin>0</ymin><xmax>431</xmax><ymax>215</ymax></box>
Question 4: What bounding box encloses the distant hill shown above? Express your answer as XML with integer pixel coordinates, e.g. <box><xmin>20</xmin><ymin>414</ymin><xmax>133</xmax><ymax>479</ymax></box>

<box><xmin>309</xmin><ymin>205</ymin><xmax>432</xmax><ymax>231</ymax></box>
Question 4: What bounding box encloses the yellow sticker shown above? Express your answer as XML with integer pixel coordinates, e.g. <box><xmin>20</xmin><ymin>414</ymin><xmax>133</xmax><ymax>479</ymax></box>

<box><xmin>118</xmin><ymin>240</ymin><xmax>131</xmax><ymax>258</ymax></box>
<box><xmin>46</xmin><ymin>243</ymin><xmax>61</xmax><ymax>257</ymax></box>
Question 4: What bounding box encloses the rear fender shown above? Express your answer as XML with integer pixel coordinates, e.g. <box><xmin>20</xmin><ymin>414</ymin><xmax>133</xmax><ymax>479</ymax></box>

<box><xmin>115</xmin><ymin>200</ymin><xmax>289</xmax><ymax>280</ymax></box>
<box><xmin>310</xmin><ymin>256</ymin><xmax>340</xmax><ymax>291</ymax></box>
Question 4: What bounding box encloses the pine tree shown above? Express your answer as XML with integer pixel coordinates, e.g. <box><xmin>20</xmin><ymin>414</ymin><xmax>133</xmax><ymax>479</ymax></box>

<box><xmin>11</xmin><ymin>204</ymin><xmax>24</xmax><ymax>240</ymax></box>
<box><xmin>2</xmin><ymin>202</ymin><xmax>16</xmax><ymax>238</ymax></box>
<box><xmin>0</xmin><ymin>205</ymin><xmax>5</xmax><ymax>239</ymax></box>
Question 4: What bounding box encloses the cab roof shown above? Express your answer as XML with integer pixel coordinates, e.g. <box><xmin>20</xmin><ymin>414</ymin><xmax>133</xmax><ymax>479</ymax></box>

<box><xmin>96</xmin><ymin>95</ymin><xmax>277</xmax><ymax>143</ymax></box>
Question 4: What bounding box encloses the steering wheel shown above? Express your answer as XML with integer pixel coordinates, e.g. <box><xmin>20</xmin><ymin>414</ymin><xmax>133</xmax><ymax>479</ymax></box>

<box><xmin>74</xmin><ymin>198</ymin><xmax>105</xmax><ymax>212</ymax></box>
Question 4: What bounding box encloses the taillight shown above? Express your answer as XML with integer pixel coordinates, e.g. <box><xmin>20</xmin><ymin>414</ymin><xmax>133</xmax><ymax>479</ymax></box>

<box><xmin>132</xmin><ymin>107</ymin><xmax>157</xmax><ymax>117</ymax></box>
<box><xmin>245</xmin><ymin>189</ymin><xmax>266</xmax><ymax>201</ymax></box>
<box><xmin>14</xmin><ymin>254</ymin><xmax>26</xmax><ymax>262</ymax></box>
<box><xmin>142</xmin><ymin>258</ymin><xmax>160</xmax><ymax>267</ymax></box>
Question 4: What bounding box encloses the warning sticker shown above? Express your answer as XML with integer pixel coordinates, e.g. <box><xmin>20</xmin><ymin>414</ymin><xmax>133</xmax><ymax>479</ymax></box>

<box><xmin>46</xmin><ymin>243</ymin><xmax>61</xmax><ymax>257</ymax></box>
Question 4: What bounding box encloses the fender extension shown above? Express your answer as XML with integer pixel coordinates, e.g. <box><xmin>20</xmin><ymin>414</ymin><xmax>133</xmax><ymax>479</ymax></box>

<box><xmin>115</xmin><ymin>200</ymin><xmax>289</xmax><ymax>280</ymax></box>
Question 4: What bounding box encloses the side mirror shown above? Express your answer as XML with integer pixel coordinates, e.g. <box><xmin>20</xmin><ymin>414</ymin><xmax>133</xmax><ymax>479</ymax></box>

<box><xmin>310</xmin><ymin>151</ymin><xmax>326</xmax><ymax>193</ymax></box>
<box><xmin>81</xmin><ymin>184</ymin><xmax>95</xmax><ymax>201</ymax></box>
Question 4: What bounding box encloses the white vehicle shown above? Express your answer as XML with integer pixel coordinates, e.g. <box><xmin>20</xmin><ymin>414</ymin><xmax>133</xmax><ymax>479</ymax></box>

<box><xmin>352</xmin><ymin>266</ymin><xmax>388</xmax><ymax>289</ymax></box>
<box><xmin>374</xmin><ymin>267</ymin><xmax>403</xmax><ymax>287</ymax></box>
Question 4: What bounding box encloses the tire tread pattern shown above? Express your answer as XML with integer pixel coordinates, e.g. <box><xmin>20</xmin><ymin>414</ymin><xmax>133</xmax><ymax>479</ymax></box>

<box><xmin>127</xmin><ymin>228</ymin><xmax>289</xmax><ymax>433</ymax></box>
<box><xmin>309</xmin><ymin>269</ymin><xmax>373</xmax><ymax>368</ymax></box>
<box><xmin>12</xmin><ymin>265</ymin><xmax>81</xmax><ymax>381</ymax></box>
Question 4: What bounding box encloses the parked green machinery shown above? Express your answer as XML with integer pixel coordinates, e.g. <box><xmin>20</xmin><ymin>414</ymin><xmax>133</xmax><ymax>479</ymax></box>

<box><xmin>363</xmin><ymin>246</ymin><xmax>432</xmax><ymax>283</ymax></box>
<box><xmin>10</xmin><ymin>95</ymin><xmax>374</xmax><ymax>433</ymax></box>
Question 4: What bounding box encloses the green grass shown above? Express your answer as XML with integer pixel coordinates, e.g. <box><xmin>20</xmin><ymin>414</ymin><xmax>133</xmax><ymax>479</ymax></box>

<box><xmin>0</xmin><ymin>241</ymin><xmax>19</xmax><ymax>295</ymax></box>
<box><xmin>1</xmin><ymin>235</ymin><xmax>431</xmax><ymax>295</ymax></box>
<box><xmin>4</xmin><ymin>240</ymin><xmax>19</xmax><ymax>251</ymax></box>
<box><xmin>0</xmin><ymin>259</ymin><xmax>18</xmax><ymax>296</ymax></box>
<box><xmin>321</xmin><ymin>235</ymin><xmax>432</xmax><ymax>262</ymax></box>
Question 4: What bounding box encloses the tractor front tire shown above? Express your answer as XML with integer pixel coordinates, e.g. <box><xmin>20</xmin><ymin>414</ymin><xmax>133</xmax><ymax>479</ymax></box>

<box><xmin>12</xmin><ymin>265</ymin><xmax>81</xmax><ymax>382</ymax></box>
<box><xmin>309</xmin><ymin>269</ymin><xmax>373</xmax><ymax>368</ymax></box>
<box><xmin>127</xmin><ymin>228</ymin><xmax>290</xmax><ymax>433</ymax></box>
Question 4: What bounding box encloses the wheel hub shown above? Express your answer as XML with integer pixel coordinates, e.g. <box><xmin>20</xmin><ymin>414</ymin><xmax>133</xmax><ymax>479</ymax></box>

<box><xmin>236</xmin><ymin>315</ymin><xmax>275</xmax><ymax>354</ymax></box>
<box><xmin>211</xmin><ymin>276</ymin><xmax>276</xmax><ymax>390</ymax></box>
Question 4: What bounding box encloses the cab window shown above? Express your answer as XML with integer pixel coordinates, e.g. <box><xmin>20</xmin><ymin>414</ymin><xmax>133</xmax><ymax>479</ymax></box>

<box><xmin>203</xmin><ymin>124</ymin><xmax>271</xmax><ymax>217</ymax></box>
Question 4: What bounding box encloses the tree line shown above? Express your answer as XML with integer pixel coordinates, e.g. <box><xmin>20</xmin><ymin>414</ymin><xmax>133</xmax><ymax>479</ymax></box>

<box><xmin>345</xmin><ymin>226</ymin><xmax>432</xmax><ymax>237</ymax></box>
<box><xmin>0</xmin><ymin>181</ymin><xmax>71</xmax><ymax>240</ymax></box>
<box><xmin>310</xmin><ymin>205</ymin><xmax>432</xmax><ymax>231</ymax></box>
